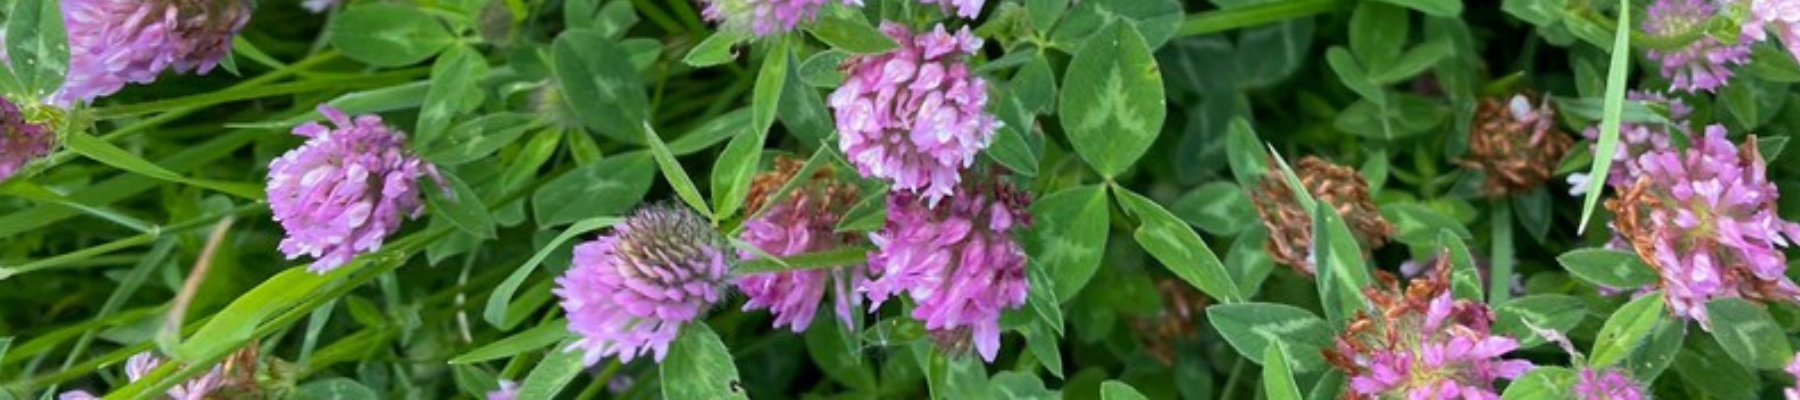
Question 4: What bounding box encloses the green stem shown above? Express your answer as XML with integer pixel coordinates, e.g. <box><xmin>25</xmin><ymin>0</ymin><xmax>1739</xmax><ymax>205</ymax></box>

<box><xmin>1179</xmin><ymin>0</ymin><xmax>1341</xmax><ymax>37</ymax></box>
<box><xmin>734</xmin><ymin>246</ymin><xmax>873</xmax><ymax>274</ymax></box>
<box><xmin>95</xmin><ymin>68</ymin><xmax>429</xmax><ymax>118</ymax></box>
<box><xmin>0</xmin><ymin>203</ymin><xmax>263</xmax><ymax>280</ymax></box>
<box><xmin>1220</xmin><ymin>357</ymin><xmax>1247</xmax><ymax>400</ymax></box>
<box><xmin>1489</xmin><ymin>201</ymin><xmax>1516</xmax><ymax>304</ymax></box>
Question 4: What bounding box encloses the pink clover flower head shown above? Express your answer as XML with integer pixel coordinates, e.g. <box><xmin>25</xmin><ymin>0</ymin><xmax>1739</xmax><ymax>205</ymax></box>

<box><xmin>267</xmin><ymin>105</ymin><xmax>441</xmax><ymax>273</ymax></box>
<box><xmin>52</xmin><ymin>0</ymin><xmax>253</xmax><ymax>106</ymax></box>
<box><xmin>1607</xmin><ymin>126</ymin><xmax>1800</xmax><ymax>326</ymax></box>
<box><xmin>829</xmin><ymin>23</ymin><xmax>998</xmax><ymax>205</ymax></box>
<box><xmin>1643</xmin><ymin>0</ymin><xmax>1752</xmax><ymax>92</ymax></box>
<box><xmin>556</xmin><ymin>204</ymin><xmax>731</xmax><ymax>365</ymax></box>
<box><xmin>736</xmin><ymin>159</ymin><xmax>868</xmax><ymax>332</ymax></box>
<box><xmin>1327</xmin><ymin>266</ymin><xmax>1533</xmax><ymax>399</ymax></box>
<box><xmin>701</xmin><ymin>0</ymin><xmax>863</xmax><ymax>36</ymax></box>
<box><xmin>863</xmin><ymin>175</ymin><xmax>1031</xmax><ymax>362</ymax></box>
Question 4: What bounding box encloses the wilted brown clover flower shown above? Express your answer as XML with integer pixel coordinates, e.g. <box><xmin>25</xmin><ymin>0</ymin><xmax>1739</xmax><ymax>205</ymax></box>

<box><xmin>1250</xmin><ymin>156</ymin><xmax>1395</xmax><ymax>275</ymax></box>
<box><xmin>1130</xmin><ymin>278</ymin><xmax>1212</xmax><ymax>365</ymax></box>
<box><xmin>1458</xmin><ymin>94</ymin><xmax>1573</xmax><ymax>197</ymax></box>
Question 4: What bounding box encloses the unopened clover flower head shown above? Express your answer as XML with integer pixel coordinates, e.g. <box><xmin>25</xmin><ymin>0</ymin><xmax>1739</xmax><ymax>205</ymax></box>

<box><xmin>1250</xmin><ymin>156</ymin><xmax>1394</xmax><ymax>275</ymax></box>
<box><xmin>1325</xmin><ymin>259</ymin><xmax>1534</xmax><ymax>399</ymax></box>
<box><xmin>863</xmin><ymin>173</ymin><xmax>1031</xmax><ymax>362</ymax></box>
<box><xmin>54</xmin><ymin>0</ymin><xmax>254</xmax><ymax>106</ymax></box>
<box><xmin>736</xmin><ymin>158</ymin><xmax>868</xmax><ymax>332</ymax></box>
<box><xmin>829</xmin><ymin>22</ymin><xmax>999</xmax><ymax>205</ymax></box>
<box><xmin>267</xmin><ymin>105</ymin><xmax>441</xmax><ymax>273</ymax></box>
<box><xmin>1605</xmin><ymin>126</ymin><xmax>1800</xmax><ymax>327</ymax></box>
<box><xmin>1643</xmin><ymin>0</ymin><xmax>1752</xmax><ymax>92</ymax></box>
<box><xmin>557</xmin><ymin>204</ymin><xmax>731</xmax><ymax>365</ymax></box>
<box><xmin>701</xmin><ymin>0</ymin><xmax>863</xmax><ymax>36</ymax></box>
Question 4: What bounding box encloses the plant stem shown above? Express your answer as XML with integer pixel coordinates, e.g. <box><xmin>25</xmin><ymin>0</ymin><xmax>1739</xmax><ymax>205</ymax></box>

<box><xmin>1179</xmin><ymin>0</ymin><xmax>1341</xmax><ymax>37</ymax></box>
<box><xmin>0</xmin><ymin>203</ymin><xmax>263</xmax><ymax>280</ymax></box>
<box><xmin>1489</xmin><ymin>201</ymin><xmax>1516</xmax><ymax>304</ymax></box>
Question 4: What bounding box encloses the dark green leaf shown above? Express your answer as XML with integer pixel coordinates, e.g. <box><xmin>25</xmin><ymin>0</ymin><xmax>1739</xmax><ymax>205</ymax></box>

<box><xmin>328</xmin><ymin>4</ymin><xmax>456</xmax><ymax>67</ymax></box>
<box><xmin>1025</xmin><ymin>185</ymin><xmax>1110</xmax><ymax>302</ymax></box>
<box><xmin>1499</xmin><ymin>367</ymin><xmax>1575</xmax><ymax>400</ymax></box>
<box><xmin>1263</xmin><ymin>343</ymin><xmax>1303</xmax><ymax>400</ymax></box>
<box><xmin>684</xmin><ymin>31</ymin><xmax>749</xmax><ymax>67</ymax></box>
<box><xmin>449</xmin><ymin>320</ymin><xmax>571</xmax><ymax>364</ymax></box>
<box><xmin>1494</xmin><ymin>295</ymin><xmax>1588</xmax><ymax>349</ymax></box>
<box><xmin>1207</xmin><ymin>303</ymin><xmax>1334</xmax><ymax>372</ymax></box>
<box><xmin>1171</xmin><ymin>182</ymin><xmax>1255</xmax><ymax>236</ymax></box>
<box><xmin>1099</xmin><ymin>380</ymin><xmax>1148</xmax><ymax>400</ymax></box>
<box><xmin>1590</xmin><ymin>292</ymin><xmax>1665</xmax><ymax>368</ymax></box>
<box><xmin>808</xmin><ymin>15</ymin><xmax>899</xmax><ymax>54</ymax></box>
<box><xmin>424</xmin><ymin>171</ymin><xmax>497</xmax><ymax>239</ymax></box>
<box><xmin>1556</xmin><ymin>248</ymin><xmax>1658</xmax><ymax>288</ymax></box>
<box><xmin>1115</xmin><ymin>188</ymin><xmax>1242</xmax><ymax>302</ymax></box>
<box><xmin>517</xmin><ymin>339</ymin><xmax>587</xmax><ymax>398</ymax></box>
<box><xmin>1705</xmin><ymin>298</ymin><xmax>1793</xmax><ymax>370</ymax></box>
<box><xmin>554</xmin><ymin>30</ymin><xmax>650</xmax><ymax>143</ymax></box>
<box><xmin>417</xmin><ymin>45</ymin><xmax>488</xmax><ymax>147</ymax></box>
<box><xmin>662</xmin><ymin>324</ymin><xmax>750</xmax><ymax>399</ymax></box>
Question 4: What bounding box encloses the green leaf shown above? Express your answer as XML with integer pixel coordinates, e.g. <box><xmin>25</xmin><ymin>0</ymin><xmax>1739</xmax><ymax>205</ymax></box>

<box><xmin>668</xmin><ymin>109</ymin><xmax>753</xmax><ymax>155</ymax></box>
<box><xmin>1625</xmin><ymin>316</ymin><xmax>1685</xmax><ymax>381</ymax></box>
<box><xmin>1020</xmin><ymin>319</ymin><xmax>1064</xmax><ymax>379</ymax></box>
<box><xmin>175</xmin><ymin>267</ymin><xmax>342</xmax><ymax>362</ymax></box>
<box><xmin>424</xmin><ymin>171</ymin><xmax>496</xmax><ymax>239</ymax></box>
<box><xmin>295</xmin><ymin>378</ymin><xmax>381</xmax><ymax>400</ymax></box>
<box><xmin>1115</xmin><ymin>188</ymin><xmax>1242</xmax><ymax>302</ymax></box>
<box><xmin>1207</xmin><ymin>302</ymin><xmax>1334</xmax><ymax>372</ymax></box>
<box><xmin>1060</xmin><ymin>23</ymin><xmax>1166</xmax><ymax>178</ymax></box>
<box><xmin>808</xmin><ymin>14</ymin><xmax>899</xmax><ymax>54</ymax></box>
<box><xmin>710</xmin><ymin>127</ymin><xmax>766</xmax><ymax>223</ymax></box>
<box><xmin>1556</xmin><ymin>249</ymin><xmax>1658</xmax><ymax>288</ymax></box>
<box><xmin>416</xmin><ymin>45</ymin><xmax>488</xmax><ymax>147</ymax></box>
<box><xmin>328</xmin><ymin>4</ymin><xmax>456</xmax><ymax>67</ymax></box>
<box><xmin>1171</xmin><ymin>182</ymin><xmax>1255</xmax><ymax>236</ymax></box>
<box><xmin>754</xmin><ymin>39</ymin><xmax>791</xmax><ymax>151</ymax></box>
<box><xmin>1026</xmin><ymin>0</ymin><xmax>1070</xmax><ymax>32</ymax></box>
<box><xmin>805</xmin><ymin>315</ymin><xmax>876</xmax><ymax>390</ymax></box>
<box><xmin>1262</xmin><ymin>343</ymin><xmax>1303</xmax><ymax>400</ymax></box>
<box><xmin>517</xmin><ymin>339</ymin><xmax>587</xmax><ymax>399</ymax></box>
<box><xmin>484</xmin><ymin>217</ymin><xmax>622</xmax><ymax>328</ymax></box>
<box><xmin>1494</xmin><ymin>295</ymin><xmax>1588</xmax><ymax>349</ymax></box>
<box><xmin>554</xmin><ymin>30</ymin><xmax>651</xmax><ymax>143</ymax></box>
<box><xmin>1024</xmin><ymin>185</ymin><xmax>1110</xmax><ymax>302</ymax></box>
<box><xmin>835</xmin><ymin>190</ymin><xmax>888</xmax><ymax>233</ymax></box>
<box><xmin>644</xmin><ymin>124</ymin><xmax>714</xmax><ymax>219</ymax></box>
<box><xmin>1759</xmin><ymin>135</ymin><xmax>1789</xmax><ymax>161</ymax></box>
<box><xmin>532</xmin><ymin>152</ymin><xmax>654</xmax><ymax>227</ymax></box>
<box><xmin>1705</xmin><ymin>298</ymin><xmax>1793</xmax><ymax>370</ymax></box>
<box><xmin>1224</xmin><ymin>119</ymin><xmax>1271</xmax><ymax>188</ymax></box>
<box><xmin>799</xmin><ymin>50</ymin><xmax>851</xmax><ymax>88</ymax></box>
<box><xmin>425</xmin><ymin>113</ymin><xmax>542</xmax><ymax>166</ymax></box>
<box><xmin>1052</xmin><ymin>0</ymin><xmax>1182</xmax><ymax>50</ymax></box>
<box><xmin>1099</xmin><ymin>380</ymin><xmax>1148</xmax><ymax>400</ymax></box>
<box><xmin>1348</xmin><ymin>1</ymin><xmax>1408</xmax><ymax>72</ymax></box>
<box><xmin>663</xmin><ymin>324</ymin><xmax>750</xmax><ymax>399</ymax></box>
<box><xmin>449</xmin><ymin>320</ymin><xmax>571</xmax><ymax>364</ymax></box>
<box><xmin>684</xmin><ymin>31</ymin><xmax>749</xmax><ymax>67</ymax></box>
<box><xmin>1438</xmin><ymin>230</ymin><xmax>1484</xmax><ymax>302</ymax></box>
<box><xmin>1325</xmin><ymin>47</ymin><xmax>1384</xmax><ymax>105</ymax></box>
<box><xmin>64</xmin><ymin>133</ymin><xmax>263</xmax><ymax>200</ymax></box>
<box><xmin>1312</xmin><ymin>201</ymin><xmax>1374</xmax><ymax>326</ymax></box>
<box><xmin>1674</xmin><ymin>334</ymin><xmax>1757</xmax><ymax>398</ymax></box>
<box><xmin>1368</xmin><ymin>38</ymin><xmax>1452</xmax><ymax>85</ymax></box>
<box><xmin>1500</xmin><ymin>366</ymin><xmax>1576</xmax><ymax>400</ymax></box>
<box><xmin>1590</xmin><ymin>292</ymin><xmax>1665</xmax><ymax>368</ymax></box>
<box><xmin>1577</xmin><ymin>0</ymin><xmax>1633</xmax><ymax>234</ymax></box>
<box><xmin>1225</xmin><ymin>226</ymin><xmax>1276</xmax><ymax>297</ymax></box>
<box><xmin>5</xmin><ymin>0</ymin><xmax>68</xmax><ymax>98</ymax></box>
<box><xmin>989</xmin><ymin>371</ymin><xmax>1059</xmax><ymax>399</ymax></box>
<box><xmin>1373</xmin><ymin>0</ymin><xmax>1462</xmax><ymax>16</ymax></box>
<box><xmin>1381</xmin><ymin>203</ymin><xmax>1472</xmax><ymax>246</ymax></box>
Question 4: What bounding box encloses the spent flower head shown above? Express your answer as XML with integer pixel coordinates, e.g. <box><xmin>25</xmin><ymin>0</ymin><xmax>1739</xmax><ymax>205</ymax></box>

<box><xmin>1250</xmin><ymin>156</ymin><xmax>1394</xmax><ymax>275</ymax></box>
<box><xmin>1460</xmin><ymin>94</ymin><xmax>1573</xmax><ymax>197</ymax></box>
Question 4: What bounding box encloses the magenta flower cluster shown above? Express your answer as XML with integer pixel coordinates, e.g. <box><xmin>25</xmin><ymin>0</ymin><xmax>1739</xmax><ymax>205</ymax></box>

<box><xmin>1611</xmin><ymin>127</ymin><xmax>1800</xmax><ymax>325</ymax></box>
<box><xmin>266</xmin><ymin>106</ymin><xmax>440</xmax><ymax>273</ymax></box>
<box><xmin>1787</xmin><ymin>354</ymin><xmax>1800</xmax><ymax>400</ymax></box>
<box><xmin>916</xmin><ymin>0</ymin><xmax>987</xmax><ymax>18</ymax></box>
<box><xmin>0</xmin><ymin>97</ymin><xmax>52</xmax><ymax>182</ymax></box>
<box><xmin>57</xmin><ymin>353</ymin><xmax>225</xmax><ymax>400</ymax></box>
<box><xmin>735</xmin><ymin>170</ymin><xmax>866</xmax><ymax>333</ymax></box>
<box><xmin>863</xmin><ymin>179</ymin><xmax>1031</xmax><ymax>362</ymax></box>
<box><xmin>829</xmin><ymin>23</ymin><xmax>999</xmax><ymax>205</ymax></box>
<box><xmin>1330</xmin><ymin>269</ymin><xmax>1532</xmax><ymax>399</ymax></box>
<box><xmin>556</xmin><ymin>205</ymin><xmax>730</xmax><ymax>365</ymax></box>
<box><xmin>1574</xmin><ymin>368</ymin><xmax>1644</xmax><ymax>400</ymax></box>
<box><xmin>1642</xmin><ymin>0</ymin><xmax>1751</xmax><ymax>92</ymax></box>
<box><xmin>701</xmin><ymin>0</ymin><xmax>862</xmax><ymax>36</ymax></box>
<box><xmin>1751</xmin><ymin>0</ymin><xmax>1800</xmax><ymax>66</ymax></box>
<box><xmin>55</xmin><ymin>0</ymin><xmax>252</xmax><ymax>106</ymax></box>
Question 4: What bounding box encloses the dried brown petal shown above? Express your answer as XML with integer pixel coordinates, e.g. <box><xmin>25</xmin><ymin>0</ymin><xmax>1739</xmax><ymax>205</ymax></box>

<box><xmin>1459</xmin><ymin>94</ymin><xmax>1574</xmax><ymax>196</ymax></box>
<box><xmin>1250</xmin><ymin>156</ymin><xmax>1395</xmax><ymax>275</ymax></box>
